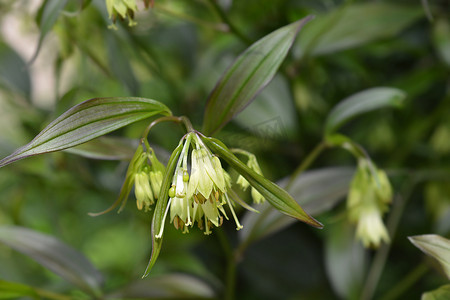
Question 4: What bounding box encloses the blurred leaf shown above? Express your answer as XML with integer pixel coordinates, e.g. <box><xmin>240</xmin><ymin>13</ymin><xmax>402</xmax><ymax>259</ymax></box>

<box><xmin>0</xmin><ymin>42</ymin><xmax>31</xmax><ymax>100</ymax></box>
<box><xmin>0</xmin><ymin>280</ymin><xmax>39</xmax><ymax>299</ymax></box>
<box><xmin>0</xmin><ymin>97</ymin><xmax>171</xmax><ymax>168</ymax></box>
<box><xmin>240</xmin><ymin>167</ymin><xmax>353</xmax><ymax>246</ymax></box>
<box><xmin>106</xmin><ymin>32</ymin><xmax>139</xmax><ymax>95</ymax></box>
<box><xmin>433</xmin><ymin>18</ymin><xmax>450</xmax><ymax>67</ymax></box>
<box><xmin>325</xmin><ymin>220</ymin><xmax>366</xmax><ymax>299</ymax></box>
<box><xmin>143</xmin><ymin>141</ymin><xmax>183</xmax><ymax>277</ymax></box>
<box><xmin>409</xmin><ymin>234</ymin><xmax>450</xmax><ymax>279</ymax></box>
<box><xmin>422</xmin><ymin>285</ymin><xmax>450</xmax><ymax>300</ymax></box>
<box><xmin>0</xmin><ymin>226</ymin><xmax>103</xmax><ymax>296</ymax></box>
<box><xmin>325</xmin><ymin>87</ymin><xmax>406</xmax><ymax>136</ymax></box>
<box><xmin>108</xmin><ymin>274</ymin><xmax>215</xmax><ymax>298</ymax></box>
<box><xmin>64</xmin><ymin>136</ymin><xmax>137</xmax><ymax>160</ymax></box>
<box><xmin>294</xmin><ymin>3</ymin><xmax>423</xmax><ymax>58</ymax></box>
<box><xmin>202</xmin><ymin>136</ymin><xmax>323</xmax><ymax>228</ymax></box>
<box><xmin>202</xmin><ymin>16</ymin><xmax>314</xmax><ymax>135</ymax></box>
<box><xmin>31</xmin><ymin>0</ymin><xmax>69</xmax><ymax>63</ymax></box>
<box><xmin>233</xmin><ymin>75</ymin><xmax>298</xmax><ymax>139</ymax></box>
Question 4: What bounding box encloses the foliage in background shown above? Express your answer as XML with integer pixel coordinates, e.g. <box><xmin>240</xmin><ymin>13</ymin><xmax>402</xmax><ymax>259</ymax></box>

<box><xmin>0</xmin><ymin>0</ymin><xmax>449</xmax><ymax>299</ymax></box>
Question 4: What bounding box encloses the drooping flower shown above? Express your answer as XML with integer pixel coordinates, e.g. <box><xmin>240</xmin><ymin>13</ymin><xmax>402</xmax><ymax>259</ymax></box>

<box><xmin>236</xmin><ymin>153</ymin><xmax>266</xmax><ymax>204</ymax></box>
<box><xmin>156</xmin><ymin>132</ymin><xmax>244</xmax><ymax>237</ymax></box>
<box><xmin>347</xmin><ymin>158</ymin><xmax>392</xmax><ymax>248</ymax></box>
<box><xmin>106</xmin><ymin>0</ymin><xmax>138</xmax><ymax>28</ymax></box>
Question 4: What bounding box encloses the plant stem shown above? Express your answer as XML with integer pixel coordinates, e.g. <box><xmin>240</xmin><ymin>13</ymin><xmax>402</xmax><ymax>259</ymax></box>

<box><xmin>379</xmin><ymin>263</ymin><xmax>429</xmax><ymax>300</ymax></box>
<box><xmin>286</xmin><ymin>140</ymin><xmax>327</xmax><ymax>190</ymax></box>
<box><xmin>216</xmin><ymin>228</ymin><xmax>237</xmax><ymax>300</ymax></box>
<box><xmin>359</xmin><ymin>177</ymin><xmax>417</xmax><ymax>300</ymax></box>
<box><xmin>206</xmin><ymin>0</ymin><xmax>251</xmax><ymax>44</ymax></box>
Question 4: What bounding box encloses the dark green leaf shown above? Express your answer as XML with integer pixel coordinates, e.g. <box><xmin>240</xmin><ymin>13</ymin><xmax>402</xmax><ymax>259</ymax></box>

<box><xmin>433</xmin><ymin>18</ymin><xmax>450</xmax><ymax>67</ymax></box>
<box><xmin>202</xmin><ymin>16</ymin><xmax>314</xmax><ymax>135</ymax></box>
<box><xmin>409</xmin><ymin>234</ymin><xmax>450</xmax><ymax>279</ymax></box>
<box><xmin>0</xmin><ymin>42</ymin><xmax>31</xmax><ymax>100</ymax></box>
<box><xmin>325</xmin><ymin>87</ymin><xmax>406</xmax><ymax>136</ymax></box>
<box><xmin>143</xmin><ymin>141</ymin><xmax>183</xmax><ymax>277</ymax></box>
<box><xmin>422</xmin><ymin>285</ymin><xmax>450</xmax><ymax>300</ymax></box>
<box><xmin>294</xmin><ymin>3</ymin><xmax>423</xmax><ymax>58</ymax></box>
<box><xmin>240</xmin><ymin>167</ymin><xmax>353</xmax><ymax>246</ymax></box>
<box><xmin>324</xmin><ymin>220</ymin><xmax>366</xmax><ymax>299</ymax></box>
<box><xmin>0</xmin><ymin>97</ymin><xmax>171</xmax><ymax>168</ymax></box>
<box><xmin>0</xmin><ymin>226</ymin><xmax>103</xmax><ymax>296</ymax></box>
<box><xmin>202</xmin><ymin>136</ymin><xmax>322</xmax><ymax>228</ymax></box>
<box><xmin>64</xmin><ymin>136</ymin><xmax>137</xmax><ymax>160</ymax></box>
<box><xmin>31</xmin><ymin>0</ymin><xmax>69</xmax><ymax>63</ymax></box>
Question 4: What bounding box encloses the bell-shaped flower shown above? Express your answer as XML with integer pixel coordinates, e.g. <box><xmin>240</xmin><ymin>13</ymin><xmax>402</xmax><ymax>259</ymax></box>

<box><xmin>106</xmin><ymin>0</ymin><xmax>138</xmax><ymax>27</ymax></box>
<box><xmin>236</xmin><ymin>154</ymin><xmax>265</xmax><ymax>204</ymax></box>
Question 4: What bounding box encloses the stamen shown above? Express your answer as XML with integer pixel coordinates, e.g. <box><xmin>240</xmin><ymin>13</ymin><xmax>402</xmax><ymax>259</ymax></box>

<box><xmin>224</xmin><ymin>194</ymin><xmax>243</xmax><ymax>230</ymax></box>
<box><xmin>156</xmin><ymin>198</ymin><xmax>172</xmax><ymax>238</ymax></box>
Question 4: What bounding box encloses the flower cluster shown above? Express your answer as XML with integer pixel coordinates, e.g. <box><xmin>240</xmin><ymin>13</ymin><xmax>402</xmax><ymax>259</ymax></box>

<box><xmin>155</xmin><ymin>132</ymin><xmax>259</xmax><ymax>236</ymax></box>
<box><xmin>347</xmin><ymin>159</ymin><xmax>392</xmax><ymax>248</ymax></box>
<box><xmin>105</xmin><ymin>0</ymin><xmax>154</xmax><ymax>28</ymax></box>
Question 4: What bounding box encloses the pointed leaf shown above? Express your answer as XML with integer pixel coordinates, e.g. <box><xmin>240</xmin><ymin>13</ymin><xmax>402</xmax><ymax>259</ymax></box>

<box><xmin>294</xmin><ymin>3</ymin><xmax>423</xmax><ymax>58</ymax></box>
<box><xmin>422</xmin><ymin>285</ymin><xmax>450</xmax><ymax>300</ymax></box>
<box><xmin>325</xmin><ymin>87</ymin><xmax>406</xmax><ymax>136</ymax></box>
<box><xmin>0</xmin><ymin>226</ymin><xmax>104</xmax><ymax>296</ymax></box>
<box><xmin>31</xmin><ymin>0</ymin><xmax>69</xmax><ymax>63</ymax></box>
<box><xmin>143</xmin><ymin>141</ymin><xmax>183</xmax><ymax>277</ymax></box>
<box><xmin>239</xmin><ymin>167</ymin><xmax>353</xmax><ymax>246</ymax></box>
<box><xmin>0</xmin><ymin>97</ymin><xmax>171</xmax><ymax>168</ymax></box>
<box><xmin>202</xmin><ymin>16</ymin><xmax>314</xmax><ymax>135</ymax></box>
<box><xmin>201</xmin><ymin>136</ymin><xmax>322</xmax><ymax>228</ymax></box>
<box><xmin>409</xmin><ymin>234</ymin><xmax>450</xmax><ymax>279</ymax></box>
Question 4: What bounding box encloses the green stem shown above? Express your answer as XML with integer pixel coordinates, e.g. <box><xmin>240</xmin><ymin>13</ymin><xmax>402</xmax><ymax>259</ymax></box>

<box><xmin>379</xmin><ymin>263</ymin><xmax>429</xmax><ymax>300</ymax></box>
<box><xmin>216</xmin><ymin>229</ymin><xmax>236</xmax><ymax>300</ymax></box>
<box><xmin>359</xmin><ymin>177</ymin><xmax>417</xmax><ymax>300</ymax></box>
<box><xmin>286</xmin><ymin>141</ymin><xmax>327</xmax><ymax>190</ymax></box>
<box><xmin>206</xmin><ymin>0</ymin><xmax>251</xmax><ymax>44</ymax></box>
<box><xmin>142</xmin><ymin>116</ymin><xmax>181</xmax><ymax>140</ymax></box>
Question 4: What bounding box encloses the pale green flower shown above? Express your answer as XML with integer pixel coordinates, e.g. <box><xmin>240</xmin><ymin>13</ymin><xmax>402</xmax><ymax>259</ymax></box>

<box><xmin>134</xmin><ymin>167</ymin><xmax>154</xmax><ymax>211</ymax></box>
<box><xmin>157</xmin><ymin>132</ymin><xmax>243</xmax><ymax>237</ymax></box>
<box><xmin>347</xmin><ymin>159</ymin><xmax>392</xmax><ymax>248</ymax></box>
<box><xmin>236</xmin><ymin>154</ymin><xmax>265</xmax><ymax>204</ymax></box>
<box><xmin>106</xmin><ymin>0</ymin><xmax>138</xmax><ymax>27</ymax></box>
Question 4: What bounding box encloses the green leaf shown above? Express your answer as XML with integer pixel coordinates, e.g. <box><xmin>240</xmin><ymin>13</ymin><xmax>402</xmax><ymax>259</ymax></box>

<box><xmin>31</xmin><ymin>0</ymin><xmax>69</xmax><ymax>63</ymax></box>
<box><xmin>0</xmin><ymin>97</ymin><xmax>171</xmax><ymax>168</ymax></box>
<box><xmin>202</xmin><ymin>16</ymin><xmax>314</xmax><ymax>135</ymax></box>
<box><xmin>422</xmin><ymin>285</ymin><xmax>450</xmax><ymax>300</ymax></box>
<box><xmin>239</xmin><ymin>167</ymin><xmax>353</xmax><ymax>246</ymax></box>
<box><xmin>294</xmin><ymin>3</ymin><xmax>423</xmax><ymax>58</ymax></box>
<box><xmin>409</xmin><ymin>234</ymin><xmax>450</xmax><ymax>279</ymax></box>
<box><xmin>64</xmin><ymin>136</ymin><xmax>137</xmax><ymax>160</ymax></box>
<box><xmin>325</xmin><ymin>87</ymin><xmax>406</xmax><ymax>136</ymax></box>
<box><xmin>0</xmin><ymin>42</ymin><xmax>31</xmax><ymax>100</ymax></box>
<box><xmin>0</xmin><ymin>280</ymin><xmax>39</xmax><ymax>299</ymax></box>
<box><xmin>325</xmin><ymin>220</ymin><xmax>367</xmax><ymax>299</ymax></box>
<box><xmin>0</xmin><ymin>226</ymin><xmax>104</xmax><ymax>296</ymax></box>
<box><xmin>143</xmin><ymin>141</ymin><xmax>184</xmax><ymax>277</ymax></box>
<box><xmin>433</xmin><ymin>18</ymin><xmax>450</xmax><ymax>67</ymax></box>
<box><xmin>201</xmin><ymin>136</ymin><xmax>322</xmax><ymax>228</ymax></box>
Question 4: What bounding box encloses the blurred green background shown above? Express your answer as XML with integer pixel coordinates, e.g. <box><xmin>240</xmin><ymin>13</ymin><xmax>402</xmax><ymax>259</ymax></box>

<box><xmin>0</xmin><ymin>0</ymin><xmax>449</xmax><ymax>299</ymax></box>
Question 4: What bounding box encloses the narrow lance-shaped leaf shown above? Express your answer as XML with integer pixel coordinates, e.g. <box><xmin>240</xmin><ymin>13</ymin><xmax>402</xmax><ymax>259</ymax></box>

<box><xmin>409</xmin><ymin>234</ymin><xmax>450</xmax><ymax>279</ymax></box>
<box><xmin>0</xmin><ymin>226</ymin><xmax>104</xmax><ymax>297</ymax></box>
<box><xmin>0</xmin><ymin>97</ymin><xmax>172</xmax><ymax>168</ymax></box>
<box><xmin>143</xmin><ymin>141</ymin><xmax>183</xmax><ymax>277</ymax></box>
<box><xmin>202</xmin><ymin>16</ymin><xmax>314</xmax><ymax>135</ymax></box>
<box><xmin>325</xmin><ymin>87</ymin><xmax>406</xmax><ymax>136</ymax></box>
<box><xmin>201</xmin><ymin>136</ymin><xmax>323</xmax><ymax>228</ymax></box>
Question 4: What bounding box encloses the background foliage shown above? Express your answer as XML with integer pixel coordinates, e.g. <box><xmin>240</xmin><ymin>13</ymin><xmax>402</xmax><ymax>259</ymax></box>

<box><xmin>0</xmin><ymin>0</ymin><xmax>449</xmax><ymax>299</ymax></box>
